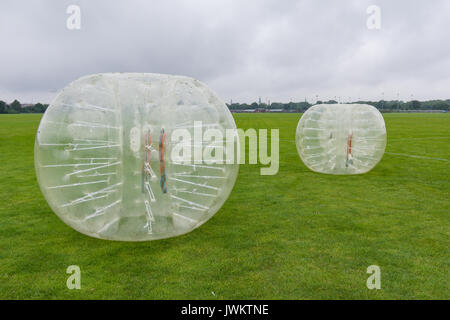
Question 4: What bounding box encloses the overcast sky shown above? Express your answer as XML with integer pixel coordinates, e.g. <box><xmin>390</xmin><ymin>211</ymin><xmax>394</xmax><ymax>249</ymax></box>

<box><xmin>1</xmin><ymin>0</ymin><xmax>449</xmax><ymax>104</ymax></box>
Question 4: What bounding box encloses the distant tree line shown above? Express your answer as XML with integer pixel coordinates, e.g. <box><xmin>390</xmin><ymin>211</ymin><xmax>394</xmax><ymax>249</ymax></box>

<box><xmin>227</xmin><ymin>99</ymin><xmax>450</xmax><ymax>112</ymax></box>
<box><xmin>0</xmin><ymin>100</ymin><xmax>48</xmax><ymax>114</ymax></box>
<box><xmin>0</xmin><ymin>98</ymin><xmax>449</xmax><ymax>114</ymax></box>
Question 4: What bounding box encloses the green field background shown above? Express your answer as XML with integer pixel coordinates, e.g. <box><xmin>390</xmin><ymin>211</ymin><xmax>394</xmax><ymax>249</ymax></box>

<box><xmin>0</xmin><ymin>113</ymin><xmax>448</xmax><ymax>299</ymax></box>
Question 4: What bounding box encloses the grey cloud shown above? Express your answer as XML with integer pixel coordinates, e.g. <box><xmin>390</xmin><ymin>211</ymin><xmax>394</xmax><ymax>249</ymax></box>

<box><xmin>0</xmin><ymin>0</ymin><xmax>449</xmax><ymax>103</ymax></box>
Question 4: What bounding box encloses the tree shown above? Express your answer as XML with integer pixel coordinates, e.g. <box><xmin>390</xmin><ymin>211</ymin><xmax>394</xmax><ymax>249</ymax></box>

<box><xmin>10</xmin><ymin>100</ymin><xmax>22</xmax><ymax>113</ymax></box>
<box><xmin>411</xmin><ymin>100</ymin><xmax>421</xmax><ymax>110</ymax></box>
<box><xmin>32</xmin><ymin>103</ymin><xmax>46</xmax><ymax>113</ymax></box>
<box><xmin>0</xmin><ymin>101</ymin><xmax>6</xmax><ymax>114</ymax></box>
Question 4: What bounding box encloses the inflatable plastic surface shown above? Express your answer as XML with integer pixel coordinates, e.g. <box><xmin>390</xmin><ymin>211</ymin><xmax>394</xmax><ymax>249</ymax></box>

<box><xmin>35</xmin><ymin>73</ymin><xmax>239</xmax><ymax>241</ymax></box>
<box><xmin>296</xmin><ymin>104</ymin><xmax>386</xmax><ymax>174</ymax></box>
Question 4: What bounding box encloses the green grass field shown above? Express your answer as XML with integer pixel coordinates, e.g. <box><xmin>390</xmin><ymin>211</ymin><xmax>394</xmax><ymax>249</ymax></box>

<box><xmin>0</xmin><ymin>113</ymin><xmax>448</xmax><ymax>299</ymax></box>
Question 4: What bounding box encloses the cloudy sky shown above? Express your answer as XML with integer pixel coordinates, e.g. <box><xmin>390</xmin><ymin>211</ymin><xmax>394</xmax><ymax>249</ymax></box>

<box><xmin>1</xmin><ymin>0</ymin><xmax>449</xmax><ymax>104</ymax></box>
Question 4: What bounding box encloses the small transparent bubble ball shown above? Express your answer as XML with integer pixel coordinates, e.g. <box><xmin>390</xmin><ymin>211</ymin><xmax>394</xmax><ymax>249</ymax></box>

<box><xmin>35</xmin><ymin>73</ymin><xmax>239</xmax><ymax>241</ymax></box>
<box><xmin>295</xmin><ymin>104</ymin><xmax>386</xmax><ymax>174</ymax></box>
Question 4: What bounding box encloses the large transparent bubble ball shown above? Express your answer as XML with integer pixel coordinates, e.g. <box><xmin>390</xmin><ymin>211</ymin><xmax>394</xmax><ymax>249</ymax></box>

<box><xmin>296</xmin><ymin>104</ymin><xmax>386</xmax><ymax>174</ymax></box>
<box><xmin>35</xmin><ymin>73</ymin><xmax>239</xmax><ymax>241</ymax></box>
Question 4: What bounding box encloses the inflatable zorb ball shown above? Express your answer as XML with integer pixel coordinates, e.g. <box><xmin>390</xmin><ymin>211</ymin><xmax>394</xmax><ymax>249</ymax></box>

<box><xmin>35</xmin><ymin>73</ymin><xmax>239</xmax><ymax>241</ymax></box>
<box><xmin>295</xmin><ymin>104</ymin><xmax>386</xmax><ymax>174</ymax></box>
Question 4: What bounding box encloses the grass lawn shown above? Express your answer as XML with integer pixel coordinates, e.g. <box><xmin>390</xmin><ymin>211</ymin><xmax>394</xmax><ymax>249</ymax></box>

<box><xmin>0</xmin><ymin>112</ymin><xmax>448</xmax><ymax>299</ymax></box>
